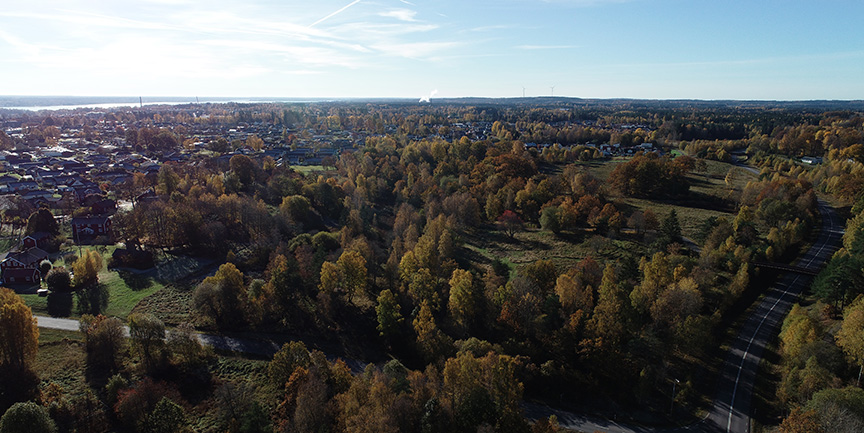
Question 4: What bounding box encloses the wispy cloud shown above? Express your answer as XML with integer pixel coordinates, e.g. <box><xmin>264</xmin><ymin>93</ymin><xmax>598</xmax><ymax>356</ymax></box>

<box><xmin>379</xmin><ymin>9</ymin><xmax>418</xmax><ymax>22</ymax></box>
<box><xmin>515</xmin><ymin>44</ymin><xmax>578</xmax><ymax>50</ymax></box>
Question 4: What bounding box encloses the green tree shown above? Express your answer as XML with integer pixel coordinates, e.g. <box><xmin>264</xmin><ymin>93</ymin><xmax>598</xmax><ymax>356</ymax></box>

<box><xmin>25</xmin><ymin>207</ymin><xmax>58</xmax><ymax>236</ymax></box>
<box><xmin>539</xmin><ymin>206</ymin><xmax>561</xmax><ymax>234</ymax></box>
<box><xmin>156</xmin><ymin>164</ymin><xmax>180</xmax><ymax>197</ymax></box>
<box><xmin>268</xmin><ymin>341</ymin><xmax>311</xmax><ymax>388</ymax></box>
<box><xmin>376</xmin><ymin>289</ymin><xmax>403</xmax><ymax>337</ymax></box>
<box><xmin>589</xmin><ymin>264</ymin><xmax>629</xmax><ymax>347</ymax></box>
<box><xmin>0</xmin><ymin>402</ymin><xmax>56</xmax><ymax>433</ymax></box>
<box><xmin>79</xmin><ymin>314</ymin><xmax>125</xmax><ymax>372</ymax></box>
<box><xmin>128</xmin><ymin>313</ymin><xmax>166</xmax><ymax>370</ymax></box>
<box><xmin>660</xmin><ymin>209</ymin><xmax>682</xmax><ymax>244</ymax></box>
<box><xmin>140</xmin><ymin>397</ymin><xmax>188</xmax><ymax>433</ymax></box>
<box><xmin>229</xmin><ymin>154</ymin><xmax>256</xmax><ymax>187</ymax></box>
<box><xmin>193</xmin><ymin>263</ymin><xmax>246</xmax><ymax>327</ymax></box>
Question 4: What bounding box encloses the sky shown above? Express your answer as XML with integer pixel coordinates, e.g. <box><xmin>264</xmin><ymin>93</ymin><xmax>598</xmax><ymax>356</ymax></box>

<box><xmin>1</xmin><ymin>0</ymin><xmax>863</xmax><ymax>100</ymax></box>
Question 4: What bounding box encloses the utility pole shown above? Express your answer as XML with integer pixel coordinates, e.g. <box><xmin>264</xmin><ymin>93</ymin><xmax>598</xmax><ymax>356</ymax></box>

<box><xmin>670</xmin><ymin>378</ymin><xmax>680</xmax><ymax>414</ymax></box>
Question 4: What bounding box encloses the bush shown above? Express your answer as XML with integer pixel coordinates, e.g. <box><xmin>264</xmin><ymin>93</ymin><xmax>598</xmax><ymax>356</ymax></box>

<box><xmin>109</xmin><ymin>249</ymin><xmax>155</xmax><ymax>270</ymax></box>
<box><xmin>0</xmin><ymin>402</ymin><xmax>56</xmax><ymax>433</ymax></box>
<box><xmin>45</xmin><ymin>267</ymin><xmax>72</xmax><ymax>293</ymax></box>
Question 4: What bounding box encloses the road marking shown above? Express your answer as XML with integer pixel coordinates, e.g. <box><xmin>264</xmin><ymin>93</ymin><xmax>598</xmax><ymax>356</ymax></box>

<box><xmin>725</xmin><ymin>203</ymin><xmax>836</xmax><ymax>432</ymax></box>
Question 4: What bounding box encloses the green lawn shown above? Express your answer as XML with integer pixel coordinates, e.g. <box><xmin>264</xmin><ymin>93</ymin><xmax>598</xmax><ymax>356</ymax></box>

<box><xmin>17</xmin><ymin>246</ymin><xmax>212</xmax><ymax>321</ymax></box>
<box><xmin>290</xmin><ymin>165</ymin><xmax>332</xmax><ymax>175</ymax></box>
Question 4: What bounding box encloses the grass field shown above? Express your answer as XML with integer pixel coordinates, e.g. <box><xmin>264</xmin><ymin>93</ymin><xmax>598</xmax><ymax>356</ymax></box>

<box><xmin>19</xmin><ymin>247</ymin><xmax>208</xmax><ymax>321</ymax></box>
<box><xmin>466</xmin><ymin>158</ymin><xmax>755</xmax><ymax>273</ymax></box>
<box><xmin>290</xmin><ymin>165</ymin><xmax>332</xmax><ymax>175</ymax></box>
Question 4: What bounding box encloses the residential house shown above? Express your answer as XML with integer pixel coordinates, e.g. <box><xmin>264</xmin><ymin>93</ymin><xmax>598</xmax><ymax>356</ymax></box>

<box><xmin>22</xmin><ymin>232</ymin><xmax>51</xmax><ymax>249</ymax></box>
<box><xmin>0</xmin><ymin>247</ymin><xmax>49</xmax><ymax>283</ymax></box>
<box><xmin>71</xmin><ymin>215</ymin><xmax>112</xmax><ymax>243</ymax></box>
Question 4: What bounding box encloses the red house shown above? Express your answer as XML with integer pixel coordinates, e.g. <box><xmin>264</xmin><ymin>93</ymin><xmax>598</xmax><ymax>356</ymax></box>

<box><xmin>22</xmin><ymin>231</ymin><xmax>51</xmax><ymax>250</ymax></box>
<box><xmin>1</xmin><ymin>247</ymin><xmax>49</xmax><ymax>284</ymax></box>
<box><xmin>71</xmin><ymin>215</ymin><xmax>112</xmax><ymax>243</ymax></box>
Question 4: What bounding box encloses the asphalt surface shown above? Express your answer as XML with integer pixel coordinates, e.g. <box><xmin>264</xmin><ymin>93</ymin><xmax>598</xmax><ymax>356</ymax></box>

<box><xmin>701</xmin><ymin>200</ymin><xmax>843</xmax><ymax>433</ymax></box>
<box><xmin>35</xmin><ymin>315</ymin><xmax>369</xmax><ymax>373</ymax></box>
<box><xmin>524</xmin><ymin>200</ymin><xmax>843</xmax><ymax>433</ymax></box>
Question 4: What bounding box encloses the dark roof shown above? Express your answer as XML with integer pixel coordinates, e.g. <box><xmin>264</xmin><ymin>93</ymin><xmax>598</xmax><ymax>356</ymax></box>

<box><xmin>24</xmin><ymin>231</ymin><xmax>51</xmax><ymax>240</ymax></box>
<box><xmin>4</xmin><ymin>247</ymin><xmax>49</xmax><ymax>266</ymax></box>
<box><xmin>72</xmin><ymin>215</ymin><xmax>111</xmax><ymax>225</ymax></box>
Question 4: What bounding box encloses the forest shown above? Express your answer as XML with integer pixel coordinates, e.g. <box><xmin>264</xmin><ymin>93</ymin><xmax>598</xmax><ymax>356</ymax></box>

<box><xmin>0</xmin><ymin>99</ymin><xmax>863</xmax><ymax>432</ymax></box>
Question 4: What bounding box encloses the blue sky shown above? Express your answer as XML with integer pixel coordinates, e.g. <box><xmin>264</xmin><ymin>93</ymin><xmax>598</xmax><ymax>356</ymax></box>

<box><xmin>1</xmin><ymin>0</ymin><xmax>863</xmax><ymax>100</ymax></box>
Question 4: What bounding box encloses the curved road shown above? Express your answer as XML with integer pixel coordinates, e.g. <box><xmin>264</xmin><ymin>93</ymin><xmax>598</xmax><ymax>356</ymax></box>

<box><xmin>33</xmin><ymin>199</ymin><xmax>844</xmax><ymax>433</ymax></box>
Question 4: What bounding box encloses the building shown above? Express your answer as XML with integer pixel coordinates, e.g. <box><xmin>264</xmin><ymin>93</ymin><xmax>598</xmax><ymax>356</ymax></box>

<box><xmin>71</xmin><ymin>215</ymin><xmax>112</xmax><ymax>243</ymax></box>
<box><xmin>0</xmin><ymin>247</ymin><xmax>49</xmax><ymax>283</ymax></box>
<box><xmin>22</xmin><ymin>231</ymin><xmax>51</xmax><ymax>250</ymax></box>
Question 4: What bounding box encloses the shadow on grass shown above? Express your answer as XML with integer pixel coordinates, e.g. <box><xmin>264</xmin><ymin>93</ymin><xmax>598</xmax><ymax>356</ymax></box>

<box><xmin>76</xmin><ymin>283</ymin><xmax>109</xmax><ymax>316</ymax></box>
<box><xmin>117</xmin><ymin>269</ymin><xmax>155</xmax><ymax>291</ymax></box>
<box><xmin>47</xmin><ymin>292</ymin><xmax>74</xmax><ymax>317</ymax></box>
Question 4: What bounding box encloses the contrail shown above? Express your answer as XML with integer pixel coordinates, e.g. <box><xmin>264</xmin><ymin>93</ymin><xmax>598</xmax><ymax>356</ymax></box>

<box><xmin>310</xmin><ymin>0</ymin><xmax>362</xmax><ymax>27</ymax></box>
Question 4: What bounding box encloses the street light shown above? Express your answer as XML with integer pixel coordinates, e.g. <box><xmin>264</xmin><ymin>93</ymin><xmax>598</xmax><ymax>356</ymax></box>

<box><xmin>670</xmin><ymin>378</ymin><xmax>680</xmax><ymax>414</ymax></box>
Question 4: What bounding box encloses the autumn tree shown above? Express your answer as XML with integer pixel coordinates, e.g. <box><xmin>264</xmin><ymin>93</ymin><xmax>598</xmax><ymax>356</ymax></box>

<box><xmin>588</xmin><ymin>264</ymin><xmax>630</xmax><ymax>348</ymax></box>
<box><xmin>497</xmin><ymin>210</ymin><xmax>523</xmax><ymax>239</ymax></box>
<box><xmin>837</xmin><ymin>296</ymin><xmax>864</xmax><ymax>385</ymax></box>
<box><xmin>193</xmin><ymin>262</ymin><xmax>247</xmax><ymax>328</ymax></box>
<box><xmin>73</xmin><ymin>250</ymin><xmax>104</xmax><ymax>288</ymax></box>
<box><xmin>448</xmin><ymin>269</ymin><xmax>476</xmax><ymax>329</ymax></box>
<box><xmin>0</xmin><ymin>289</ymin><xmax>40</xmax><ymax>409</ymax></box>
<box><xmin>0</xmin><ymin>289</ymin><xmax>38</xmax><ymax>371</ymax></box>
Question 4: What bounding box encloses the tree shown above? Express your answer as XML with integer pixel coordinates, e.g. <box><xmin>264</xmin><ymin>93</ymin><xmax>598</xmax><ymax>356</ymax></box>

<box><xmin>338</xmin><ymin>249</ymin><xmax>368</xmax><ymax>302</ymax></box>
<box><xmin>376</xmin><ymin>289</ymin><xmax>403</xmax><ymax>337</ymax></box>
<box><xmin>0</xmin><ymin>289</ymin><xmax>39</xmax><ymax>370</ymax></box>
<box><xmin>539</xmin><ymin>206</ymin><xmax>561</xmax><ymax>234</ymax></box>
<box><xmin>448</xmin><ymin>269</ymin><xmax>475</xmax><ymax>328</ymax></box>
<box><xmin>497</xmin><ymin>210</ymin><xmax>523</xmax><ymax>239</ymax></box>
<box><xmin>0</xmin><ymin>402</ymin><xmax>56</xmax><ymax>433</ymax></box>
<box><xmin>128</xmin><ymin>313</ymin><xmax>166</xmax><ymax>370</ymax></box>
<box><xmin>230</xmin><ymin>154</ymin><xmax>256</xmax><ymax>187</ymax></box>
<box><xmin>156</xmin><ymin>164</ymin><xmax>180</xmax><ymax>197</ymax></box>
<box><xmin>660</xmin><ymin>209</ymin><xmax>682</xmax><ymax>243</ymax></box>
<box><xmin>245</xmin><ymin>135</ymin><xmax>264</xmax><ymax>152</ymax></box>
<box><xmin>79</xmin><ymin>314</ymin><xmax>125</xmax><ymax>371</ymax></box>
<box><xmin>837</xmin><ymin>296</ymin><xmax>864</xmax><ymax>385</ymax></box>
<box><xmin>193</xmin><ymin>263</ymin><xmax>246</xmax><ymax>328</ymax></box>
<box><xmin>38</xmin><ymin>260</ymin><xmax>52</xmax><ymax>281</ymax></box>
<box><xmin>24</xmin><ymin>207</ymin><xmax>58</xmax><ymax>236</ymax></box>
<box><xmin>778</xmin><ymin>407</ymin><xmax>824</xmax><ymax>433</ymax></box>
<box><xmin>73</xmin><ymin>250</ymin><xmax>103</xmax><ymax>288</ymax></box>
<box><xmin>140</xmin><ymin>397</ymin><xmax>188</xmax><ymax>433</ymax></box>
<box><xmin>588</xmin><ymin>264</ymin><xmax>629</xmax><ymax>347</ymax></box>
<box><xmin>268</xmin><ymin>341</ymin><xmax>311</xmax><ymax>388</ymax></box>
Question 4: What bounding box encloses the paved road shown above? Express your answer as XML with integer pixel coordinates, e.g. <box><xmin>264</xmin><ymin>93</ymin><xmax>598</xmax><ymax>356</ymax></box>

<box><xmin>35</xmin><ymin>315</ymin><xmax>369</xmax><ymax>373</ymax></box>
<box><xmin>524</xmin><ymin>199</ymin><xmax>843</xmax><ymax>433</ymax></box>
<box><xmin>701</xmin><ymin>200</ymin><xmax>843</xmax><ymax>433</ymax></box>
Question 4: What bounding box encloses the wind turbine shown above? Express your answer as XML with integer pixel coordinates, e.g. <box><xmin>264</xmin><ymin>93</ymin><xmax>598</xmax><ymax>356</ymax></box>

<box><xmin>550</xmin><ymin>85</ymin><xmax>556</xmax><ymax>97</ymax></box>
<box><xmin>522</xmin><ymin>87</ymin><xmax>526</xmax><ymax>98</ymax></box>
